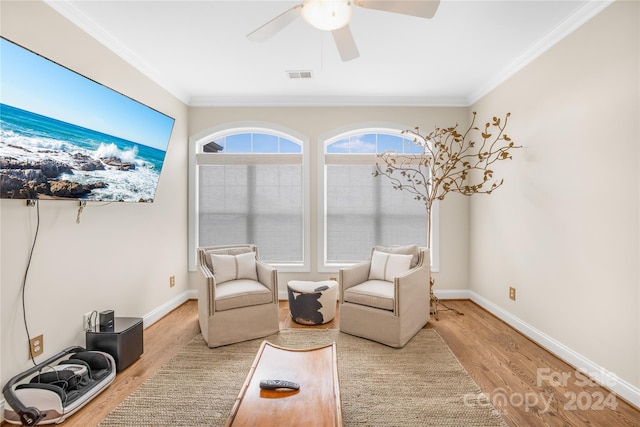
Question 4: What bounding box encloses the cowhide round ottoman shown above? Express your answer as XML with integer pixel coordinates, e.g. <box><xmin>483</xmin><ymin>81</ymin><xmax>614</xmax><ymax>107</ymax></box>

<box><xmin>287</xmin><ymin>280</ymin><xmax>338</xmax><ymax>325</ymax></box>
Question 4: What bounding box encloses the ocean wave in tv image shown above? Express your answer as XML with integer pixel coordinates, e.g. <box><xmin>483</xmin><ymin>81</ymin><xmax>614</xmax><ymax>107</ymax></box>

<box><xmin>0</xmin><ymin>103</ymin><xmax>167</xmax><ymax>202</ymax></box>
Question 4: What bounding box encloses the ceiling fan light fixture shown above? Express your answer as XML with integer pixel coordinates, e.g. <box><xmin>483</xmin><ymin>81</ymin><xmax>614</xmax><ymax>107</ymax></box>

<box><xmin>302</xmin><ymin>0</ymin><xmax>353</xmax><ymax>32</ymax></box>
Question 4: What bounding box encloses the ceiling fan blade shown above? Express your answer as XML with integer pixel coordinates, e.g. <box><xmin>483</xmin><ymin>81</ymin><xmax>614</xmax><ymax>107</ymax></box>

<box><xmin>332</xmin><ymin>25</ymin><xmax>360</xmax><ymax>62</ymax></box>
<box><xmin>355</xmin><ymin>0</ymin><xmax>440</xmax><ymax>19</ymax></box>
<box><xmin>247</xmin><ymin>4</ymin><xmax>302</xmax><ymax>41</ymax></box>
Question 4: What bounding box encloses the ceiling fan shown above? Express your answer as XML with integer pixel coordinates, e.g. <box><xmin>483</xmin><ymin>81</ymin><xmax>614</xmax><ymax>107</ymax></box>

<box><xmin>246</xmin><ymin>0</ymin><xmax>441</xmax><ymax>62</ymax></box>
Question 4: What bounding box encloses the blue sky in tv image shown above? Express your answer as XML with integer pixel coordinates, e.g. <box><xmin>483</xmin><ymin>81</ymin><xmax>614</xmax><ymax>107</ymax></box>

<box><xmin>0</xmin><ymin>37</ymin><xmax>174</xmax><ymax>151</ymax></box>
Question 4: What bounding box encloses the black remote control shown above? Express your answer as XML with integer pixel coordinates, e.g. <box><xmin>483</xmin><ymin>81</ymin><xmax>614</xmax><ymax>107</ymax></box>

<box><xmin>259</xmin><ymin>379</ymin><xmax>300</xmax><ymax>390</ymax></box>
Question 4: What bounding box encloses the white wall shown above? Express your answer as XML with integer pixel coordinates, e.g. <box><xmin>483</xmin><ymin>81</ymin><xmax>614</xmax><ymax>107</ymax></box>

<box><xmin>470</xmin><ymin>0</ymin><xmax>639</xmax><ymax>393</ymax></box>
<box><xmin>187</xmin><ymin>106</ymin><xmax>471</xmax><ymax>291</ymax></box>
<box><xmin>0</xmin><ymin>1</ymin><xmax>189</xmax><ymax>386</ymax></box>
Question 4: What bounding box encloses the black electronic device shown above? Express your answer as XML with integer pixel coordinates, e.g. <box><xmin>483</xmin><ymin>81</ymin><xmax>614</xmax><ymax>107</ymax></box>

<box><xmin>99</xmin><ymin>310</ymin><xmax>114</xmax><ymax>333</ymax></box>
<box><xmin>86</xmin><ymin>317</ymin><xmax>143</xmax><ymax>372</ymax></box>
<box><xmin>259</xmin><ymin>379</ymin><xmax>300</xmax><ymax>391</ymax></box>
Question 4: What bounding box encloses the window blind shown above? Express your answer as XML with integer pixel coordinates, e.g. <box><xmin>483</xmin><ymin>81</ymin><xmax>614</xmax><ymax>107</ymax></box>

<box><xmin>325</xmin><ymin>164</ymin><xmax>427</xmax><ymax>263</ymax></box>
<box><xmin>199</xmin><ymin>163</ymin><xmax>303</xmax><ymax>263</ymax></box>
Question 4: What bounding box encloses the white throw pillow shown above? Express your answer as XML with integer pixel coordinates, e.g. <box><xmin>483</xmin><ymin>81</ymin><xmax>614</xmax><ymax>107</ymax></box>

<box><xmin>236</xmin><ymin>251</ymin><xmax>259</xmax><ymax>281</ymax></box>
<box><xmin>210</xmin><ymin>252</ymin><xmax>258</xmax><ymax>284</ymax></box>
<box><xmin>374</xmin><ymin>244</ymin><xmax>419</xmax><ymax>268</ymax></box>
<box><xmin>368</xmin><ymin>250</ymin><xmax>413</xmax><ymax>281</ymax></box>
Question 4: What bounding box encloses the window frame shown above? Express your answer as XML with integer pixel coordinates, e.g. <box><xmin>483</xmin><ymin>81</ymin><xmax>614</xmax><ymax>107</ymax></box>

<box><xmin>189</xmin><ymin>122</ymin><xmax>310</xmax><ymax>272</ymax></box>
<box><xmin>317</xmin><ymin>125</ymin><xmax>440</xmax><ymax>272</ymax></box>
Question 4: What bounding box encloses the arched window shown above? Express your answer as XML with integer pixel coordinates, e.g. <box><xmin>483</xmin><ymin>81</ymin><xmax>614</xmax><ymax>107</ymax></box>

<box><xmin>320</xmin><ymin>128</ymin><xmax>436</xmax><ymax>270</ymax></box>
<box><xmin>194</xmin><ymin>127</ymin><xmax>308</xmax><ymax>270</ymax></box>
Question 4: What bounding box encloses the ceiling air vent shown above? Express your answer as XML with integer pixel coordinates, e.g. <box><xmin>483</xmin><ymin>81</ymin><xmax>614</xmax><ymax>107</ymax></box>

<box><xmin>287</xmin><ymin>70</ymin><xmax>313</xmax><ymax>79</ymax></box>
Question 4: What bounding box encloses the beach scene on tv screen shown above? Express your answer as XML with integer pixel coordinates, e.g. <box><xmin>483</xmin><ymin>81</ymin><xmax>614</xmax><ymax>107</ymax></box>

<box><xmin>0</xmin><ymin>38</ymin><xmax>175</xmax><ymax>202</ymax></box>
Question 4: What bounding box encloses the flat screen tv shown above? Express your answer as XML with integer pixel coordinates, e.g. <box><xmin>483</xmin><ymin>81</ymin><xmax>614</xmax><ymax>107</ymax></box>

<box><xmin>0</xmin><ymin>37</ymin><xmax>175</xmax><ymax>202</ymax></box>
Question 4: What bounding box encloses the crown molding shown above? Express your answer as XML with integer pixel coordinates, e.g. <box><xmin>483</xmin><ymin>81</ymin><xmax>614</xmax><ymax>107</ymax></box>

<box><xmin>187</xmin><ymin>95</ymin><xmax>469</xmax><ymax>107</ymax></box>
<box><xmin>45</xmin><ymin>0</ymin><xmax>613</xmax><ymax>108</ymax></box>
<box><xmin>466</xmin><ymin>0</ymin><xmax>615</xmax><ymax>106</ymax></box>
<box><xmin>43</xmin><ymin>0</ymin><xmax>191</xmax><ymax>104</ymax></box>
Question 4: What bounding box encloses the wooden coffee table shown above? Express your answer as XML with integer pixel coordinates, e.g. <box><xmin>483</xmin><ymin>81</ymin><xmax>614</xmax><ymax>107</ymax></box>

<box><xmin>225</xmin><ymin>340</ymin><xmax>343</xmax><ymax>426</ymax></box>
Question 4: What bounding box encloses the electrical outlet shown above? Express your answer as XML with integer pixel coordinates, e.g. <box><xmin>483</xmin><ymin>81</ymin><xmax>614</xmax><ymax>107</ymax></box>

<box><xmin>170</xmin><ymin>275</ymin><xmax>175</xmax><ymax>288</ymax></box>
<box><xmin>509</xmin><ymin>286</ymin><xmax>516</xmax><ymax>301</ymax></box>
<box><xmin>30</xmin><ymin>335</ymin><xmax>43</xmax><ymax>358</ymax></box>
<box><xmin>83</xmin><ymin>312</ymin><xmax>94</xmax><ymax>331</ymax></box>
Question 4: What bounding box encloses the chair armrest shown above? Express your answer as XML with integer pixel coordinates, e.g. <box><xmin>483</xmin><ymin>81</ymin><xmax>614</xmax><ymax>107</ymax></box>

<box><xmin>339</xmin><ymin>261</ymin><xmax>371</xmax><ymax>302</ymax></box>
<box><xmin>256</xmin><ymin>260</ymin><xmax>278</xmax><ymax>302</ymax></box>
<box><xmin>198</xmin><ymin>247</ymin><xmax>215</xmax><ymax>285</ymax></box>
<box><xmin>199</xmin><ymin>261</ymin><xmax>218</xmax><ymax>314</ymax></box>
<box><xmin>199</xmin><ymin>263</ymin><xmax>214</xmax><ymax>282</ymax></box>
<box><xmin>394</xmin><ymin>253</ymin><xmax>430</xmax><ymax>315</ymax></box>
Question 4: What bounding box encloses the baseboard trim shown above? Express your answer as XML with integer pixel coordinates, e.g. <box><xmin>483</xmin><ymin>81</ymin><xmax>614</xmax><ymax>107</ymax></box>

<box><xmin>143</xmin><ymin>289</ymin><xmax>197</xmax><ymax>328</ymax></box>
<box><xmin>432</xmin><ymin>289</ymin><xmax>469</xmax><ymax>300</ymax></box>
<box><xmin>434</xmin><ymin>289</ymin><xmax>640</xmax><ymax>409</ymax></box>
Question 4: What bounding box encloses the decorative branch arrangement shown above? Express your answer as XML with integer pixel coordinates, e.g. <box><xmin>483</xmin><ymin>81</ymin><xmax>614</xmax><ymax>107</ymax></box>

<box><xmin>374</xmin><ymin>112</ymin><xmax>522</xmax><ymax>318</ymax></box>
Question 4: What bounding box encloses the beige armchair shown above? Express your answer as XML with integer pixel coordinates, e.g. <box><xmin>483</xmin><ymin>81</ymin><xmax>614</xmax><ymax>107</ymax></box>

<box><xmin>197</xmin><ymin>244</ymin><xmax>279</xmax><ymax>347</ymax></box>
<box><xmin>339</xmin><ymin>245</ymin><xmax>430</xmax><ymax>348</ymax></box>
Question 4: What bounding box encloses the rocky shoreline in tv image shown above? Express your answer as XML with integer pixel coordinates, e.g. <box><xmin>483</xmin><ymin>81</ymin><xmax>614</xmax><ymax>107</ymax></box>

<box><xmin>0</xmin><ymin>143</ymin><xmax>147</xmax><ymax>201</ymax></box>
<box><xmin>0</xmin><ymin>101</ymin><xmax>170</xmax><ymax>203</ymax></box>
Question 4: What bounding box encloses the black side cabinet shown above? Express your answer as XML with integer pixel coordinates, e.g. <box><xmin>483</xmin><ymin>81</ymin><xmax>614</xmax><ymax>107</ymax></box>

<box><xmin>86</xmin><ymin>317</ymin><xmax>143</xmax><ymax>372</ymax></box>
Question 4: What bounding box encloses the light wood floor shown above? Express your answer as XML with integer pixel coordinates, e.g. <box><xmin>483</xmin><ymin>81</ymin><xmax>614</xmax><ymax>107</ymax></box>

<box><xmin>5</xmin><ymin>299</ymin><xmax>638</xmax><ymax>426</ymax></box>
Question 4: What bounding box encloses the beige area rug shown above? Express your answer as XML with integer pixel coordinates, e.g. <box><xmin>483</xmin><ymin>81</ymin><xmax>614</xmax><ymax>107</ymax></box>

<box><xmin>99</xmin><ymin>329</ymin><xmax>506</xmax><ymax>426</ymax></box>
